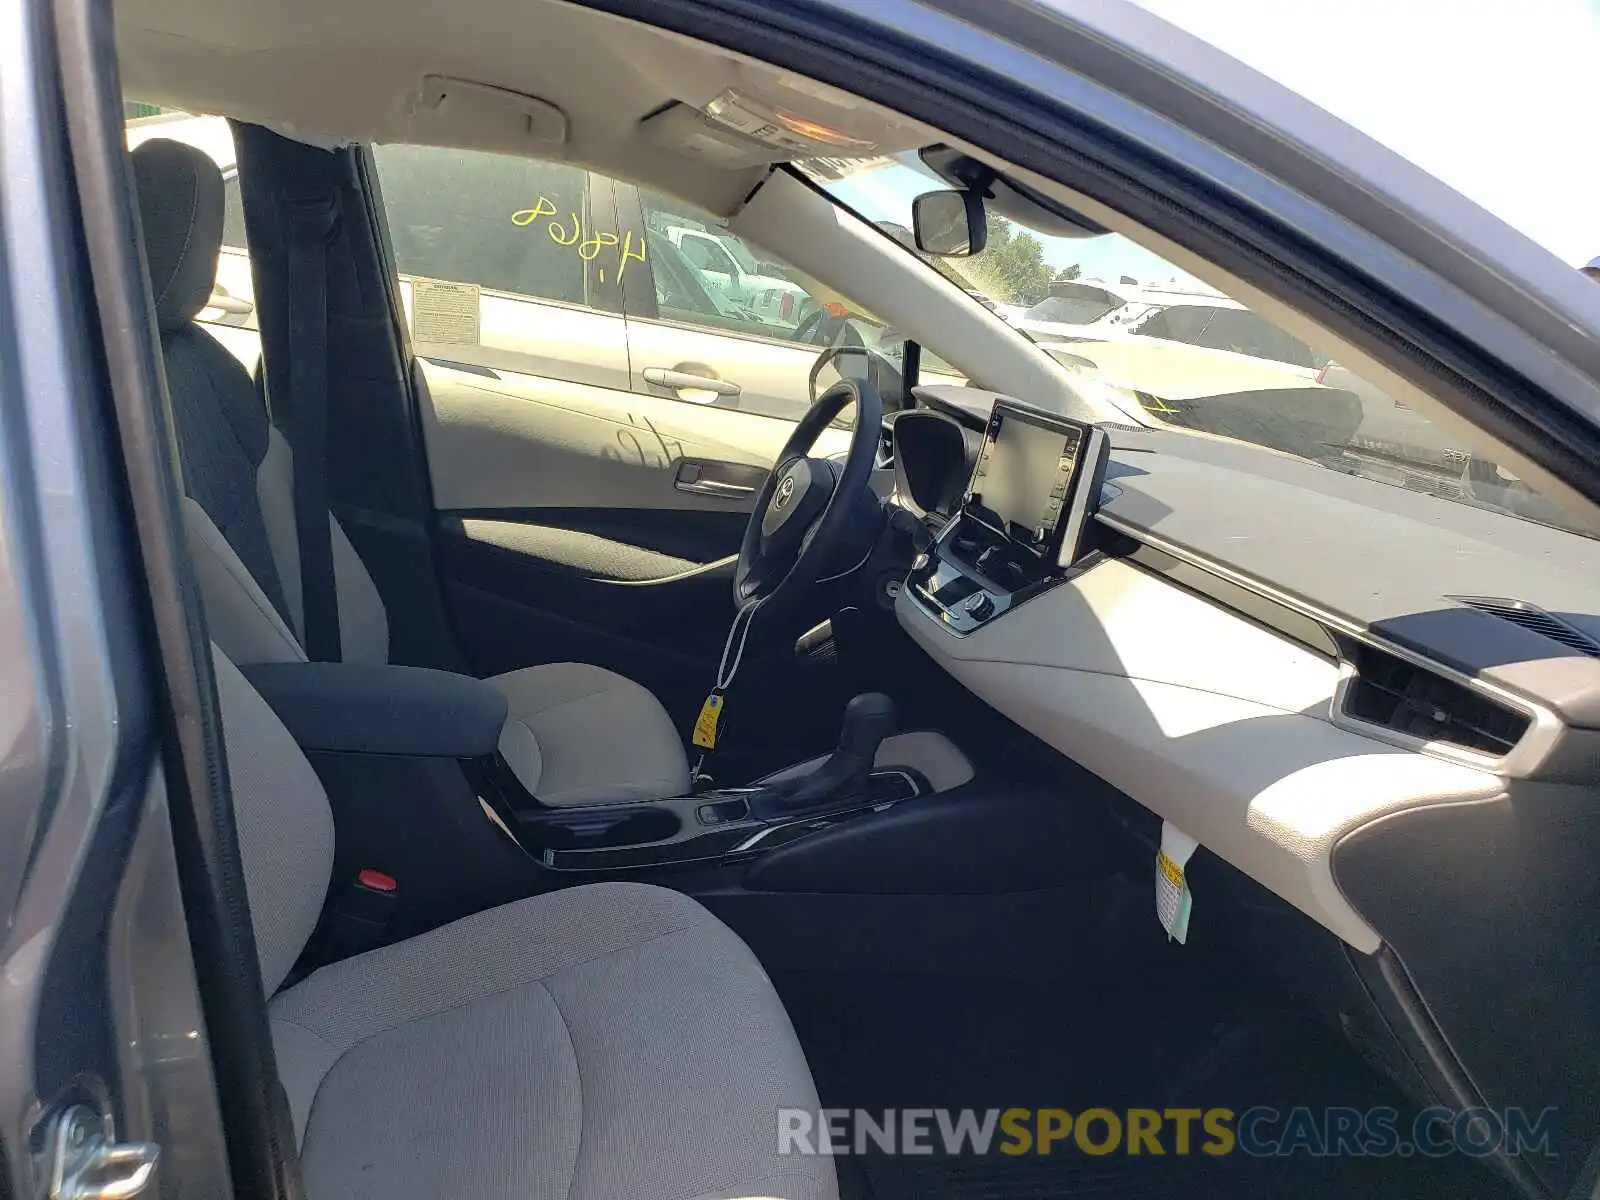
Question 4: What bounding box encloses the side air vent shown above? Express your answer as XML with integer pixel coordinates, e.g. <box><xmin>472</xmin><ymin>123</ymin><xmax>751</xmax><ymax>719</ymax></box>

<box><xmin>1449</xmin><ymin>596</ymin><xmax>1600</xmax><ymax>658</ymax></box>
<box><xmin>1342</xmin><ymin>643</ymin><xmax>1530</xmax><ymax>757</ymax></box>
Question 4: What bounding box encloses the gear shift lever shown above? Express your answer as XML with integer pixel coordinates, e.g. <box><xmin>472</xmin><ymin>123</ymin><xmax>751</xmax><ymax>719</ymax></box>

<box><xmin>767</xmin><ymin>693</ymin><xmax>896</xmax><ymax>810</ymax></box>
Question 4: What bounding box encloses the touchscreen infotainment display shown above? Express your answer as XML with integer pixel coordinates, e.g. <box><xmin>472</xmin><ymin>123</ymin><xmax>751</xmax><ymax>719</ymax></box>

<box><xmin>964</xmin><ymin>404</ymin><xmax>1091</xmax><ymax>560</ymax></box>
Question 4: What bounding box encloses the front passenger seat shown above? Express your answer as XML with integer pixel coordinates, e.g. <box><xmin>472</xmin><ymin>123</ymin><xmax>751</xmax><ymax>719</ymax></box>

<box><xmin>215</xmin><ymin>645</ymin><xmax>836</xmax><ymax>1198</ymax></box>
<box><xmin>132</xmin><ymin>137</ymin><xmax>689</xmax><ymax>806</ymax></box>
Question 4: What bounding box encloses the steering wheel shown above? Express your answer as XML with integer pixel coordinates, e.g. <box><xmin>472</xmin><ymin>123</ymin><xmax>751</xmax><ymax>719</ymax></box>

<box><xmin>734</xmin><ymin>378</ymin><xmax>883</xmax><ymax>613</ymax></box>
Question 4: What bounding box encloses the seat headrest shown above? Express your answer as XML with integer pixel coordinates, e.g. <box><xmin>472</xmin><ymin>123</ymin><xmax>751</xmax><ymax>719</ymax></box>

<box><xmin>131</xmin><ymin>139</ymin><xmax>225</xmax><ymax>333</ymax></box>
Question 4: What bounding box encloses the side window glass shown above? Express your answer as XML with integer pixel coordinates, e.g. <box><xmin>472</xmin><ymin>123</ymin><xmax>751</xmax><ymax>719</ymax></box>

<box><xmin>679</xmin><ymin>235</ymin><xmax>732</xmax><ymax>274</ymax></box>
<box><xmin>124</xmin><ymin>107</ymin><xmax>259</xmax><ymax>362</ymax></box>
<box><xmin>643</xmin><ymin>229</ymin><xmax>736</xmax><ymax>322</ymax></box>
<box><xmin>373</xmin><ymin>145</ymin><xmax>637</xmax><ymax>384</ymax></box>
<box><xmin>627</xmin><ymin>185</ymin><xmax>965</xmax><ymax>420</ymax></box>
<box><xmin>638</xmin><ymin>190</ymin><xmax>818</xmax><ymax>338</ymax></box>
<box><xmin>373</xmin><ymin>144</ymin><xmax>608</xmax><ymax>310</ymax></box>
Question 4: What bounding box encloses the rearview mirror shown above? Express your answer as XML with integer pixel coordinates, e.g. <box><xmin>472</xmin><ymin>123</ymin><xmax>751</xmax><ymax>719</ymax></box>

<box><xmin>912</xmin><ymin>190</ymin><xmax>987</xmax><ymax>257</ymax></box>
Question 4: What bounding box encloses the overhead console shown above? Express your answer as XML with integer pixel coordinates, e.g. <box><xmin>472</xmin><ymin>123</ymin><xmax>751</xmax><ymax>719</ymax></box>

<box><xmin>908</xmin><ymin>400</ymin><xmax>1109</xmax><ymax>634</ymax></box>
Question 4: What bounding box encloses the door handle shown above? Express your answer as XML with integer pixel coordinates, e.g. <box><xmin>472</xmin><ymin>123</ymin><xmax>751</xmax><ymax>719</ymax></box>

<box><xmin>675</xmin><ymin>459</ymin><xmax>767</xmax><ymax>497</ymax></box>
<box><xmin>678</xmin><ymin>477</ymin><xmax>755</xmax><ymax>497</ymax></box>
<box><xmin>643</xmin><ymin>366</ymin><xmax>741</xmax><ymax>401</ymax></box>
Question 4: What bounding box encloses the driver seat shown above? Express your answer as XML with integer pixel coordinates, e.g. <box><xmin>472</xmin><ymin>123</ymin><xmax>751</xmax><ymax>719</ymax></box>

<box><xmin>133</xmin><ymin>137</ymin><xmax>688</xmax><ymax>806</ymax></box>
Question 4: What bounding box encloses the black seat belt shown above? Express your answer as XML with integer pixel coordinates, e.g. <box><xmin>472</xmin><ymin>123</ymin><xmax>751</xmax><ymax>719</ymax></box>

<box><xmin>281</xmin><ymin>188</ymin><xmax>343</xmax><ymax>662</ymax></box>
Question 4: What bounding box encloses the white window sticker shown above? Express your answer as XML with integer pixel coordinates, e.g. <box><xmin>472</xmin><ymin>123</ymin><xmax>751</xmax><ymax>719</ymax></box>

<box><xmin>412</xmin><ymin>278</ymin><xmax>481</xmax><ymax>346</ymax></box>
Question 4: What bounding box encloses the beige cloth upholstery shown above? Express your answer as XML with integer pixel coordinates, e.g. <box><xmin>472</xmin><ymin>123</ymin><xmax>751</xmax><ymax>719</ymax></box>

<box><xmin>271</xmin><ymin>885</ymin><xmax>835</xmax><ymax>1199</ymax></box>
<box><xmin>492</xmin><ymin>663</ymin><xmax>689</xmax><ymax>805</ymax></box>
<box><xmin>183</xmin><ymin>412</ymin><xmax>687</xmax><ymax>806</ymax></box>
<box><xmin>218</xmin><ymin>650</ymin><xmax>331</xmax><ymax>991</ymax></box>
<box><xmin>213</xmin><ymin>648</ymin><xmax>836</xmax><ymax>1200</ymax></box>
<box><xmin>183</xmin><ymin>497</ymin><xmax>307</xmax><ymax>666</ymax></box>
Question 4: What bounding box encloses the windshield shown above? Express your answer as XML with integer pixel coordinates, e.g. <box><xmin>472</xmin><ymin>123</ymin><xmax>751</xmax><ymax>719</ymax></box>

<box><xmin>810</xmin><ymin>156</ymin><xmax>1590</xmax><ymax>538</ymax></box>
<box><xmin>1023</xmin><ymin>289</ymin><xmax>1125</xmax><ymax>326</ymax></box>
<box><xmin>1132</xmin><ymin>306</ymin><xmax>1327</xmax><ymax>371</ymax></box>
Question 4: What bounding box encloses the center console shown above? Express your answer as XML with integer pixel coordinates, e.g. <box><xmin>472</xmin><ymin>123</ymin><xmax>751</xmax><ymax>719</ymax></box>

<box><xmin>492</xmin><ymin>693</ymin><xmax>929</xmax><ymax>871</ymax></box>
<box><xmin>908</xmin><ymin>400</ymin><xmax>1109</xmax><ymax>634</ymax></box>
<box><xmin>243</xmin><ymin>658</ymin><xmax>945</xmax><ymax>960</ymax></box>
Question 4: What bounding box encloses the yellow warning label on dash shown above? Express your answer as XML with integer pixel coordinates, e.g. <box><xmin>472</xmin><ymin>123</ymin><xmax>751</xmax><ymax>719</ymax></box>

<box><xmin>692</xmin><ymin>693</ymin><xmax>724</xmax><ymax>750</ymax></box>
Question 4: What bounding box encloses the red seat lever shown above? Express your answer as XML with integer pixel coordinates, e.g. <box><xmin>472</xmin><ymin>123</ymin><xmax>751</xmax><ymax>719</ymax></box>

<box><xmin>357</xmin><ymin>868</ymin><xmax>397</xmax><ymax>893</ymax></box>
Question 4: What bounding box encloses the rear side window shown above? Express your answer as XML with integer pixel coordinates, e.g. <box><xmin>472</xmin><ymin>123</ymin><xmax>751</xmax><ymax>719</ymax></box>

<box><xmin>373</xmin><ymin>145</ymin><xmax>611</xmax><ymax>311</ymax></box>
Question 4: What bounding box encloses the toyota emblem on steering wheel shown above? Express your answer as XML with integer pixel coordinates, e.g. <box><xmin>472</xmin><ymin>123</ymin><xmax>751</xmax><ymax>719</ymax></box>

<box><xmin>774</xmin><ymin>474</ymin><xmax>796</xmax><ymax>508</ymax></box>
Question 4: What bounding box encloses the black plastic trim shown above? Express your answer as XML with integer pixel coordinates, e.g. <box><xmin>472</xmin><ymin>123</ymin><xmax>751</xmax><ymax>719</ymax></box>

<box><xmin>743</xmin><ymin>777</ymin><xmax>1109</xmax><ymax>894</ymax></box>
<box><xmin>241</xmin><ymin>662</ymin><xmax>508</xmax><ymax>758</ymax></box>
<box><xmin>1334</xmin><ymin>788</ymin><xmax>1598</xmax><ymax>1197</ymax></box>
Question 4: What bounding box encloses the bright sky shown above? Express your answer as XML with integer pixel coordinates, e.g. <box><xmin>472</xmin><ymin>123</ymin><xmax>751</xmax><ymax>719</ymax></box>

<box><xmin>1135</xmin><ymin>0</ymin><xmax>1600</xmax><ymax>268</ymax></box>
<box><xmin>832</xmin><ymin>0</ymin><xmax>1600</xmax><ymax>282</ymax></box>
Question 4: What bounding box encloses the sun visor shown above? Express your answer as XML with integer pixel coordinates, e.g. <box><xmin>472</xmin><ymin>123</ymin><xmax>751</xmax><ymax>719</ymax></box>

<box><xmin>406</xmin><ymin>75</ymin><xmax>569</xmax><ymax>148</ymax></box>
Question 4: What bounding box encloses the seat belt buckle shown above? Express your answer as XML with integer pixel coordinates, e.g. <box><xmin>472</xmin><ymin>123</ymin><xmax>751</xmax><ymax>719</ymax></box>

<box><xmin>323</xmin><ymin>868</ymin><xmax>398</xmax><ymax>957</ymax></box>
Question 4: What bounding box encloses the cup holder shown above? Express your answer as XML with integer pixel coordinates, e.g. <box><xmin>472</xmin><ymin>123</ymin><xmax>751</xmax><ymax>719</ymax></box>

<box><xmin>521</xmin><ymin>805</ymin><xmax>682</xmax><ymax>851</ymax></box>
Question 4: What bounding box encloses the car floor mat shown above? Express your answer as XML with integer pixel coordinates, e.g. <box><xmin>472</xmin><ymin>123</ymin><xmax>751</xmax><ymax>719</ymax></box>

<box><xmin>773</xmin><ymin>962</ymin><xmax>1524</xmax><ymax>1200</ymax></box>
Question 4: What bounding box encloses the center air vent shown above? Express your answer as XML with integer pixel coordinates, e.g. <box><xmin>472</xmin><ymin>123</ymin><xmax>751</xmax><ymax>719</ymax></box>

<box><xmin>1341</xmin><ymin>643</ymin><xmax>1529</xmax><ymax>757</ymax></box>
<box><xmin>1449</xmin><ymin>596</ymin><xmax>1600</xmax><ymax>658</ymax></box>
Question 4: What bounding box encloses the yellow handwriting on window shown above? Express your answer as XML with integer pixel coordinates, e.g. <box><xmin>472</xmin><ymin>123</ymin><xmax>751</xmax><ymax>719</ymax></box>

<box><xmin>508</xmin><ymin>199</ymin><xmax>648</xmax><ymax>282</ymax></box>
<box><xmin>578</xmin><ymin>228</ymin><xmax>618</xmax><ymax>261</ymax></box>
<box><xmin>548</xmin><ymin>212</ymin><xmax>582</xmax><ymax>247</ymax></box>
<box><xmin>510</xmin><ymin>197</ymin><xmax>557</xmax><ymax>227</ymax></box>
<box><xmin>618</xmin><ymin>229</ymin><xmax>646</xmax><ymax>282</ymax></box>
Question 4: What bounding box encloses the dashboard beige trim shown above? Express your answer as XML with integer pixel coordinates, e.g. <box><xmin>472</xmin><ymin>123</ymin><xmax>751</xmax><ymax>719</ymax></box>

<box><xmin>1094</xmin><ymin>513</ymin><xmax>1566</xmax><ymax>778</ymax></box>
<box><xmin>897</xmin><ymin>556</ymin><xmax>1506</xmax><ymax>951</ymax></box>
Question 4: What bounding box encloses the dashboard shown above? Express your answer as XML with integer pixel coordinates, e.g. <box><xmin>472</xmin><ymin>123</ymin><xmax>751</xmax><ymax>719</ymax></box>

<box><xmin>904</xmin><ymin>401</ymin><xmax>1107</xmax><ymax>636</ymax></box>
<box><xmin>888</xmin><ymin>385</ymin><xmax>1600</xmax><ymax>1195</ymax></box>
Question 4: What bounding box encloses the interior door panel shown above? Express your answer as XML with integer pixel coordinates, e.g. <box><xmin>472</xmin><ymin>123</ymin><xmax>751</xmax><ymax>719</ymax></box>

<box><xmin>419</xmin><ymin>357</ymin><xmax>852</xmax><ymax>512</ymax></box>
<box><xmin>418</xmin><ymin>359</ymin><xmax>849</xmax><ymax>693</ymax></box>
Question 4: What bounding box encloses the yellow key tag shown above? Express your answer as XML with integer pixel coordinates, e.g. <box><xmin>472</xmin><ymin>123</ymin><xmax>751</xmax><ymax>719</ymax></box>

<box><xmin>692</xmin><ymin>692</ymin><xmax>724</xmax><ymax>750</ymax></box>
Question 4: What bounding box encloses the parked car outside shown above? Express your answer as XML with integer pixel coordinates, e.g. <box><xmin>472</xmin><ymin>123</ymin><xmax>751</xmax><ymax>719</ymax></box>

<box><xmin>663</xmin><ymin>224</ymin><xmax>815</xmax><ymax>330</ymax></box>
<box><xmin>1013</xmin><ymin>278</ymin><xmax>1146</xmax><ymax>341</ymax></box>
